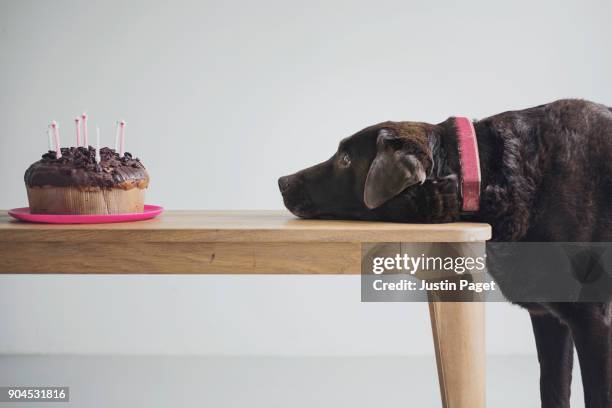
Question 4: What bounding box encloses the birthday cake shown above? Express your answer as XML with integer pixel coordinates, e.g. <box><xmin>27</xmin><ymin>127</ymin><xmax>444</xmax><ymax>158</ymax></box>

<box><xmin>24</xmin><ymin>116</ymin><xmax>149</xmax><ymax>215</ymax></box>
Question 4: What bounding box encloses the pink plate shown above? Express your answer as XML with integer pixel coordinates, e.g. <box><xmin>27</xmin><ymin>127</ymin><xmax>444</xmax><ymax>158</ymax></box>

<box><xmin>8</xmin><ymin>205</ymin><xmax>164</xmax><ymax>224</ymax></box>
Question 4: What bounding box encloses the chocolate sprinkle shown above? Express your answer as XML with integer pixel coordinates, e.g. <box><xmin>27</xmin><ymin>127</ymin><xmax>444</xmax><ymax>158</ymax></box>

<box><xmin>25</xmin><ymin>147</ymin><xmax>149</xmax><ymax>189</ymax></box>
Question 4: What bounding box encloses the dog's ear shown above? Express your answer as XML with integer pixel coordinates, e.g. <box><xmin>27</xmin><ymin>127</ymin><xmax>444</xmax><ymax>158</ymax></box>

<box><xmin>363</xmin><ymin>128</ymin><xmax>427</xmax><ymax>209</ymax></box>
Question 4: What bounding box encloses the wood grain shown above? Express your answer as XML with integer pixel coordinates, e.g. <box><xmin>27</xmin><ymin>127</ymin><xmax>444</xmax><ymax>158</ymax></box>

<box><xmin>0</xmin><ymin>242</ymin><xmax>360</xmax><ymax>274</ymax></box>
<box><xmin>429</xmin><ymin>301</ymin><xmax>486</xmax><ymax>408</ymax></box>
<box><xmin>0</xmin><ymin>210</ymin><xmax>491</xmax><ymax>243</ymax></box>
<box><xmin>0</xmin><ymin>210</ymin><xmax>490</xmax><ymax>274</ymax></box>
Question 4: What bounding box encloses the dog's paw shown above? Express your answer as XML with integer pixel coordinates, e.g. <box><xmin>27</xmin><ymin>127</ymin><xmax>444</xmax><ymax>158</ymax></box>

<box><xmin>420</xmin><ymin>175</ymin><xmax>461</xmax><ymax>222</ymax></box>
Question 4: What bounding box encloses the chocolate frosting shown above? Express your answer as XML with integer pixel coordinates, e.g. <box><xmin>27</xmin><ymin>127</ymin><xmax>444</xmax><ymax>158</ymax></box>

<box><xmin>24</xmin><ymin>147</ymin><xmax>149</xmax><ymax>189</ymax></box>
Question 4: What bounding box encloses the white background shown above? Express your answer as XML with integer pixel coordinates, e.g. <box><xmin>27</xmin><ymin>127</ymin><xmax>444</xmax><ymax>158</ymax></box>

<box><xmin>1</xmin><ymin>0</ymin><xmax>610</xmax><ymax>356</ymax></box>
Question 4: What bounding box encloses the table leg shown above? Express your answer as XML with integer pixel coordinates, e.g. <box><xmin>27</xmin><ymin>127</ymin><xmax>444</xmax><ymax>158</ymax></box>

<box><xmin>428</xmin><ymin>301</ymin><xmax>485</xmax><ymax>408</ymax></box>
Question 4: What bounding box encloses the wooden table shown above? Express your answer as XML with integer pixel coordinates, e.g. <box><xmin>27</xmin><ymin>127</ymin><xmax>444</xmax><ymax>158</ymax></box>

<box><xmin>0</xmin><ymin>210</ymin><xmax>491</xmax><ymax>408</ymax></box>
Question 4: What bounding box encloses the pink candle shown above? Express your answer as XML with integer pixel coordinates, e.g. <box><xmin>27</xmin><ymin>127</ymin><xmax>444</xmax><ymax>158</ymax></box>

<box><xmin>81</xmin><ymin>113</ymin><xmax>88</xmax><ymax>147</ymax></box>
<box><xmin>50</xmin><ymin>121</ymin><xmax>62</xmax><ymax>158</ymax></box>
<box><xmin>47</xmin><ymin>128</ymin><xmax>53</xmax><ymax>151</ymax></box>
<box><xmin>74</xmin><ymin>117</ymin><xmax>81</xmax><ymax>147</ymax></box>
<box><xmin>114</xmin><ymin>121</ymin><xmax>120</xmax><ymax>152</ymax></box>
<box><xmin>95</xmin><ymin>126</ymin><xmax>101</xmax><ymax>163</ymax></box>
<box><xmin>119</xmin><ymin>120</ymin><xmax>126</xmax><ymax>156</ymax></box>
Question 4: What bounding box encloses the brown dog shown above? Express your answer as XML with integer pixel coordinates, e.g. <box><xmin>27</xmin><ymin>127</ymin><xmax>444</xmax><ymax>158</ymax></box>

<box><xmin>279</xmin><ymin>99</ymin><xmax>612</xmax><ymax>408</ymax></box>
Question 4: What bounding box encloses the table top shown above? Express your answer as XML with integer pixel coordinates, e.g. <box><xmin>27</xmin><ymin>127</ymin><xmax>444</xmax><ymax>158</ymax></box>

<box><xmin>0</xmin><ymin>210</ymin><xmax>491</xmax><ymax>243</ymax></box>
<box><xmin>0</xmin><ymin>210</ymin><xmax>490</xmax><ymax>274</ymax></box>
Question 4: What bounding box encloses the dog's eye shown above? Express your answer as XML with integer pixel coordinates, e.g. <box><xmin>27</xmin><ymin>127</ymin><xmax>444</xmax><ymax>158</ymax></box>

<box><xmin>339</xmin><ymin>153</ymin><xmax>351</xmax><ymax>168</ymax></box>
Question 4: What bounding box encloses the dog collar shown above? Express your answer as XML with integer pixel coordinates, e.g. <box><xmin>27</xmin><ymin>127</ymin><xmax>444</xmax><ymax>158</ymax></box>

<box><xmin>454</xmin><ymin>116</ymin><xmax>481</xmax><ymax>212</ymax></box>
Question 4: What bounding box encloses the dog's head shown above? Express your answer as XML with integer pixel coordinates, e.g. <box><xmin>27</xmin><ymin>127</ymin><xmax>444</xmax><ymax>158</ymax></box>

<box><xmin>278</xmin><ymin>121</ymin><xmax>460</xmax><ymax>222</ymax></box>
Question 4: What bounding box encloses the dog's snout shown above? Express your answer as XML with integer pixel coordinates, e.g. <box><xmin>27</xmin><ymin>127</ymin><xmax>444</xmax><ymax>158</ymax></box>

<box><xmin>278</xmin><ymin>173</ymin><xmax>314</xmax><ymax>218</ymax></box>
<box><xmin>278</xmin><ymin>176</ymin><xmax>291</xmax><ymax>194</ymax></box>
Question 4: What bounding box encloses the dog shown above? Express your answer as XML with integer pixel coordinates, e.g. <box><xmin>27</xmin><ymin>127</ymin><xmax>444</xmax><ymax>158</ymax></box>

<box><xmin>279</xmin><ymin>99</ymin><xmax>612</xmax><ymax>407</ymax></box>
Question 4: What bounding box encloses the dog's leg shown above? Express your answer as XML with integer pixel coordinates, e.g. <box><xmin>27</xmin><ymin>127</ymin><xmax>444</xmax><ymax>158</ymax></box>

<box><xmin>530</xmin><ymin>312</ymin><xmax>574</xmax><ymax>408</ymax></box>
<box><xmin>564</xmin><ymin>305</ymin><xmax>612</xmax><ymax>408</ymax></box>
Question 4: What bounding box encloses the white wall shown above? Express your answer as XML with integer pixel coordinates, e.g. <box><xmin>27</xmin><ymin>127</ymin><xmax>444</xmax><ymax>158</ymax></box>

<box><xmin>1</xmin><ymin>0</ymin><xmax>610</xmax><ymax>355</ymax></box>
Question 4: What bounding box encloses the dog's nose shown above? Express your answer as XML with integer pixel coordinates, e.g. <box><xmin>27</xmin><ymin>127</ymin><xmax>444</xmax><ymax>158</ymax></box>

<box><xmin>278</xmin><ymin>176</ymin><xmax>291</xmax><ymax>194</ymax></box>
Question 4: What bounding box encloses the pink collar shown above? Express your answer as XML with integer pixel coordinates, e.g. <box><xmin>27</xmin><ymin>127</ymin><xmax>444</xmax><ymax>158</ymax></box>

<box><xmin>454</xmin><ymin>116</ymin><xmax>481</xmax><ymax>212</ymax></box>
